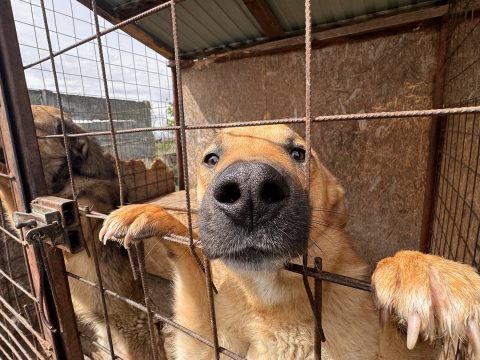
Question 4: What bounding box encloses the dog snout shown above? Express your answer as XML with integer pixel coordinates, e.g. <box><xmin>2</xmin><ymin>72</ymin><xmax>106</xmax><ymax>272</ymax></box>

<box><xmin>212</xmin><ymin>162</ymin><xmax>289</xmax><ymax>226</ymax></box>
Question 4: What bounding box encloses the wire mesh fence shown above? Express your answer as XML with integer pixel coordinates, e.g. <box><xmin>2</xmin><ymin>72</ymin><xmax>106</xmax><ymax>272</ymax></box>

<box><xmin>0</xmin><ymin>0</ymin><xmax>479</xmax><ymax>359</ymax></box>
<box><xmin>12</xmin><ymin>0</ymin><xmax>177</xmax><ymax>179</ymax></box>
<box><xmin>429</xmin><ymin>0</ymin><xmax>480</xmax><ymax>358</ymax></box>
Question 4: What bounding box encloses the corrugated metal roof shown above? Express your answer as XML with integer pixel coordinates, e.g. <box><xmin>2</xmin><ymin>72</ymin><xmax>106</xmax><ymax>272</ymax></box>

<box><xmin>94</xmin><ymin>0</ymin><xmax>446</xmax><ymax>59</ymax></box>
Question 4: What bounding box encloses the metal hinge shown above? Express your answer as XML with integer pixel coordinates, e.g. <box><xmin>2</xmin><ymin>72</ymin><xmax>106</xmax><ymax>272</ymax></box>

<box><xmin>13</xmin><ymin>196</ymin><xmax>85</xmax><ymax>254</ymax></box>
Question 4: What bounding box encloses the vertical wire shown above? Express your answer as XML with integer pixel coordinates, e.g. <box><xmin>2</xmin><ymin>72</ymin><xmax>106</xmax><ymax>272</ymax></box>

<box><xmin>442</xmin><ymin>111</ymin><xmax>462</xmax><ymax>257</ymax></box>
<box><xmin>448</xmin><ymin>110</ymin><xmax>467</xmax><ymax>259</ymax></box>
<box><xmin>39</xmin><ymin>0</ymin><xmax>78</xmax><ymax>201</ymax></box>
<box><xmin>91</xmin><ymin>0</ymin><xmax>141</xmax><ymax>329</ymax></box>
<box><xmin>439</xmin><ymin>117</ymin><xmax>454</xmax><ymax>256</ymax></box>
<box><xmin>204</xmin><ymin>258</ymin><xmax>219</xmax><ymax>359</ymax></box>
<box><xmin>170</xmin><ymin>0</ymin><xmax>207</xmax><ymax>275</ymax></box>
<box><xmin>134</xmin><ymin>242</ymin><xmax>159</xmax><ymax>360</ymax></box>
<box><xmin>170</xmin><ymin>1</ymin><xmax>220</xmax><ymax>357</ymax></box>
<box><xmin>0</xmin><ymin>207</ymin><xmax>22</xmax><ymax>313</ymax></box>
<box><xmin>453</xmin><ymin>107</ymin><xmax>471</xmax><ymax>261</ymax></box>
<box><xmin>91</xmin><ymin>0</ymin><xmax>125</xmax><ymax>206</ymax></box>
<box><xmin>302</xmin><ymin>0</ymin><xmax>325</xmax><ymax>350</ymax></box>
<box><xmin>67</xmin><ymin>0</ymin><xmax>87</xmax><ymax>98</ymax></box>
<box><xmin>28</xmin><ymin>0</ymin><xmax>47</xmax><ymax>90</ymax></box>
<box><xmin>463</xmin><ymin>106</ymin><xmax>480</xmax><ymax>265</ymax></box>
<box><xmin>85</xmin><ymin>215</ymin><xmax>115</xmax><ymax>359</ymax></box>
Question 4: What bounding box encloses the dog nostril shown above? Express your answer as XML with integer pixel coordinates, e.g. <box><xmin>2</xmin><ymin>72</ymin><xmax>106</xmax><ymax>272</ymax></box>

<box><xmin>214</xmin><ymin>183</ymin><xmax>241</xmax><ymax>204</ymax></box>
<box><xmin>260</xmin><ymin>181</ymin><xmax>286</xmax><ymax>204</ymax></box>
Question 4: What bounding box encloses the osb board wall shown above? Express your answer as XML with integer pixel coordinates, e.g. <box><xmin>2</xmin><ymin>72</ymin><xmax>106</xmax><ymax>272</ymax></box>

<box><xmin>181</xmin><ymin>24</ymin><xmax>439</xmax><ymax>266</ymax></box>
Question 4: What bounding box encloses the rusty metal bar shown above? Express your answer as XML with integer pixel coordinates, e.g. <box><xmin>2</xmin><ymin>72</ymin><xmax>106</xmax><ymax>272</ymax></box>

<box><xmin>92</xmin><ymin>0</ymin><xmax>126</xmax><ymax>206</ymax></box>
<box><xmin>170</xmin><ymin>0</ymin><xmax>204</xmax><ymax>271</ymax></box>
<box><xmin>134</xmin><ymin>243</ymin><xmax>159</xmax><ymax>360</ymax></box>
<box><xmin>0</xmin><ymin>3</ymin><xmax>47</xmax><ymax>207</ymax></box>
<box><xmin>38</xmin><ymin>0</ymin><xmax>78</xmax><ymax>201</ymax></box>
<box><xmin>0</xmin><ymin>2</ymin><xmax>83</xmax><ymax>358</ymax></box>
<box><xmin>204</xmin><ymin>258</ymin><xmax>220</xmax><ymax>359</ymax></box>
<box><xmin>302</xmin><ymin>0</ymin><xmax>326</xmax><ymax>349</ymax></box>
<box><xmin>171</xmin><ymin>67</ymin><xmax>186</xmax><ymax>190</ymax></box>
<box><xmin>170</xmin><ymin>1</ymin><xmax>221</xmax><ymax>357</ymax></box>
<box><xmin>285</xmin><ymin>263</ymin><xmax>372</xmax><ymax>292</ymax></box>
<box><xmin>313</xmin><ymin>258</ymin><xmax>323</xmax><ymax>360</ymax></box>
<box><xmin>33</xmin><ymin>105</ymin><xmax>480</xmax><ymax>141</ymax></box>
<box><xmin>37</xmin><ymin>126</ymin><xmax>181</xmax><ymax>139</ymax></box>
<box><xmin>85</xmin><ymin>216</ymin><xmax>116</xmax><ymax>359</ymax></box>
<box><xmin>91</xmin><ymin>0</ymin><xmax>141</xmax><ymax>285</ymax></box>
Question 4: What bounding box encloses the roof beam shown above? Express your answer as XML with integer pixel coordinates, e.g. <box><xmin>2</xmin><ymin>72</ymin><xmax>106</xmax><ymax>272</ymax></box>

<box><xmin>200</xmin><ymin>3</ymin><xmax>449</xmax><ymax>64</ymax></box>
<box><xmin>242</xmin><ymin>0</ymin><xmax>284</xmax><ymax>39</ymax></box>
<box><xmin>112</xmin><ymin>0</ymin><xmax>169</xmax><ymax>21</ymax></box>
<box><xmin>76</xmin><ymin>0</ymin><xmax>175</xmax><ymax>59</ymax></box>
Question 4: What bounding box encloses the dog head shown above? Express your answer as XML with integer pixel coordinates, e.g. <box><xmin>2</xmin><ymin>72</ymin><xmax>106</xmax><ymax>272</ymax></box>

<box><xmin>32</xmin><ymin>105</ymin><xmax>118</xmax><ymax>193</ymax></box>
<box><xmin>198</xmin><ymin>125</ymin><xmax>346</xmax><ymax>271</ymax></box>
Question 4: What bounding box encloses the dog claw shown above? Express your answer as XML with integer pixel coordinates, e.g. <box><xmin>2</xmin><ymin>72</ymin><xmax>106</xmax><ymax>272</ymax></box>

<box><xmin>103</xmin><ymin>229</ymin><xmax>114</xmax><ymax>245</ymax></box>
<box><xmin>124</xmin><ymin>233</ymin><xmax>133</xmax><ymax>248</ymax></box>
<box><xmin>99</xmin><ymin>226</ymin><xmax>107</xmax><ymax>243</ymax></box>
<box><xmin>467</xmin><ymin>318</ymin><xmax>480</xmax><ymax>359</ymax></box>
<box><xmin>379</xmin><ymin>307</ymin><xmax>389</xmax><ymax>330</ymax></box>
<box><xmin>406</xmin><ymin>312</ymin><xmax>421</xmax><ymax>350</ymax></box>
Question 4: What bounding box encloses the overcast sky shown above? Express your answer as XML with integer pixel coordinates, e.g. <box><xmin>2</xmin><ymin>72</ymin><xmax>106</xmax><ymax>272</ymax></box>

<box><xmin>12</xmin><ymin>0</ymin><xmax>173</xmax><ymax>125</ymax></box>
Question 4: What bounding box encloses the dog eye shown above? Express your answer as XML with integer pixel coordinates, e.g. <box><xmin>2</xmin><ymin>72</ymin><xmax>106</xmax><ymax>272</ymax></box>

<box><xmin>203</xmin><ymin>153</ymin><xmax>219</xmax><ymax>167</ymax></box>
<box><xmin>290</xmin><ymin>148</ymin><xmax>306</xmax><ymax>162</ymax></box>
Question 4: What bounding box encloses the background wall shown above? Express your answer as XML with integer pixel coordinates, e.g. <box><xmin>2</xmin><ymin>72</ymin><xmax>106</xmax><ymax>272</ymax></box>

<box><xmin>181</xmin><ymin>23</ymin><xmax>439</xmax><ymax>266</ymax></box>
<box><xmin>29</xmin><ymin>89</ymin><xmax>157</xmax><ymax>162</ymax></box>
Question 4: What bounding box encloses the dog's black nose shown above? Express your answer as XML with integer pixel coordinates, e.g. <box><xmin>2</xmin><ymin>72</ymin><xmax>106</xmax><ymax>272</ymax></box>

<box><xmin>212</xmin><ymin>162</ymin><xmax>289</xmax><ymax>227</ymax></box>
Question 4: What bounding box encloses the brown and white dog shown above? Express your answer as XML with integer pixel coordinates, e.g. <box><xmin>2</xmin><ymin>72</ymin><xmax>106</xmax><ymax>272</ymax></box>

<box><xmin>0</xmin><ymin>106</ymin><xmax>165</xmax><ymax>359</ymax></box>
<box><xmin>100</xmin><ymin>125</ymin><xmax>480</xmax><ymax>359</ymax></box>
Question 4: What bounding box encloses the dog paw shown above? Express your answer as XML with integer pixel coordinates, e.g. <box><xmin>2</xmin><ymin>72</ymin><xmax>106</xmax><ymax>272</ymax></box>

<box><xmin>99</xmin><ymin>204</ymin><xmax>176</xmax><ymax>248</ymax></box>
<box><xmin>372</xmin><ymin>250</ymin><xmax>480</xmax><ymax>355</ymax></box>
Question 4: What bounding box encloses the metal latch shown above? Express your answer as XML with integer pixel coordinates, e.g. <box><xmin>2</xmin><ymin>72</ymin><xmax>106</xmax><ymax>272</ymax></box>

<box><xmin>14</xmin><ymin>196</ymin><xmax>85</xmax><ymax>254</ymax></box>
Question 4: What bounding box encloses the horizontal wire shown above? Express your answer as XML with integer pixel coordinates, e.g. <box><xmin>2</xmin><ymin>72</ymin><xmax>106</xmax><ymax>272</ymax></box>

<box><xmin>35</xmin><ymin>105</ymin><xmax>480</xmax><ymax>139</ymax></box>
<box><xmin>66</xmin><ymin>271</ymin><xmax>245</xmax><ymax>360</ymax></box>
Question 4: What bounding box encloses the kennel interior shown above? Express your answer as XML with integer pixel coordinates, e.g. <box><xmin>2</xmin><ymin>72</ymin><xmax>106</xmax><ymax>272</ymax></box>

<box><xmin>0</xmin><ymin>0</ymin><xmax>478</xmax><ymax>358</ymax></box>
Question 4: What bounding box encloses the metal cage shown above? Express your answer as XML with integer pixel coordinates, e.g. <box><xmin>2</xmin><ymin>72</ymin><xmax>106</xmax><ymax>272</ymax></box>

<box><xmin>0</xmin><ymin>0</ymin><xmax>478</xmax><ymax>359</ymax></box>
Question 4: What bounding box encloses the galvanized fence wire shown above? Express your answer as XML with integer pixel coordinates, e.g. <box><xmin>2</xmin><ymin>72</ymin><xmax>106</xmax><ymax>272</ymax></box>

<box><xmin>0</xmin><ymin>132</ymin><xmax>52</xmax><ymax>357</ymax></box>
<box><xmin>429</xmin><ymin>0</ymin><xmax>480</xmax><ymax>358</ymax></box>
<box><xmin>7</xmin><ymin>0</ymin><xmax>479</xmax><ymax>359</ymax></box>
<box><xmin>0</xmin><ymin>169</ymin><xmax>50</xmax><ymax>356</ymax></box>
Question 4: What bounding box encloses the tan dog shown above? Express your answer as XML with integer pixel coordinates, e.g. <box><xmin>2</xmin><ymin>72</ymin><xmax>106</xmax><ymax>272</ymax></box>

<box><xmin>0</xmin><ymin>106</ymin><xmax>165</xmax><ymax>359</ymax></box>
<box><xmin>100</xmin><ymin>125</ymin><xmax>480</xmax><ymax>359</ymax></box>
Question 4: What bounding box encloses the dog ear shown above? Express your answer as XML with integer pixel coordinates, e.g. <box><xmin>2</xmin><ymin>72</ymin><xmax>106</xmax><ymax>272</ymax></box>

<box><xmin>311</xmin><ymin>151</ymin><xmax>348</xmax><ymax>228</ymax></box>
<box><xmin>72</xmin><ymin>137</ymin><xmax>89</xmax><ymax>158</ymax></box>
<box><xmin>54</xmin><ymin>115</ymin><xmax>90</xmax><ymax>159</ymax></box>
<box><xmin>326</xmin><ymin>172</ymin><xmax>347</xmax><ymax>228</ymax></box>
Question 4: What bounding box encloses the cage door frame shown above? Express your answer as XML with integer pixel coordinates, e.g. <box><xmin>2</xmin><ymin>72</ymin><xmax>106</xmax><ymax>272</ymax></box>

<box><xmin>0</xmin><ymin>2</ymin><xmax>83</xmax><ymax>359</ymax></box>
